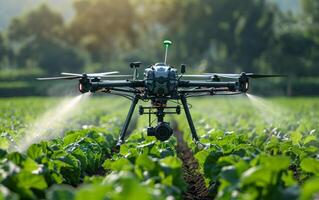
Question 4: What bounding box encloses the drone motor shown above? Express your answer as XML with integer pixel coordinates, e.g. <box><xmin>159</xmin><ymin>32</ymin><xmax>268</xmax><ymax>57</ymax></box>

<box><xmin>238</xmin><ymin>73</ymin><xmax>250</xmax><ymax>92</ymax></box>
<box><xmin>79</xmin><ymin>76</ymin><xmax>91</xmax><ymax>93</ymax></box>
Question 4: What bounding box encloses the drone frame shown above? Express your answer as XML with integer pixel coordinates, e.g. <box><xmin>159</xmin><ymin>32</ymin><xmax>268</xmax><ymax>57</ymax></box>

<box><xmin>37</xmin><ymin>40</ymin><xmax>284</xmax><ymax>147</ymax></box>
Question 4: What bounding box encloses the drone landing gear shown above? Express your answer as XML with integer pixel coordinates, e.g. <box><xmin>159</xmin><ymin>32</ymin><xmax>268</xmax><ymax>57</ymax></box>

<box><xmin>116</xmin><ymin>95</ymin><xmax>202</xmax><ymax>148</ymax></box>
<box><xmin>180</xmin><ymin>95</ymin><xmax>200</xmax><ymax>142</ymax></box>
<box><xmin>116</xmin><ymin>96</ymin><xmax>139</xmax><ymax>147</ymax></box>
<box><xmin>180</xmin><ymin>95</ymin><xmax>209</xmax><ymax>149</ymax></box>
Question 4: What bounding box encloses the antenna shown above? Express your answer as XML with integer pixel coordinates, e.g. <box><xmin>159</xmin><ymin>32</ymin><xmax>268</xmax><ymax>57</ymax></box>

<box><xmin>163</xmin><ymin>40</ymin><xmax>172</xmax><ymax>64</ymax></box>
<box><xmin>130</xmin><ymin>62</ymin><xmax>141</xmax><ymax>81</ymax></box>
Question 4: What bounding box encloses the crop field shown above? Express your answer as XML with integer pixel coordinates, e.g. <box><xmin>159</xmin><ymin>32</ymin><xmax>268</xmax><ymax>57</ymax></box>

<box><xmin>0</xmin><ymin>96</ymin><xmax>318</xmax><ymax>200</ymax></box>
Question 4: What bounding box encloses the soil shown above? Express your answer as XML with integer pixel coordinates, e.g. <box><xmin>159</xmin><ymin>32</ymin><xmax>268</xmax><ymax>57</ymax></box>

<box><xmin>175</xmin><ymin>129</ymin><xmax>212</xmax><ymax>200</ymax></box>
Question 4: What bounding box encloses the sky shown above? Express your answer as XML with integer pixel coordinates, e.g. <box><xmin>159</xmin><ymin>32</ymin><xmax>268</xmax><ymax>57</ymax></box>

<box><xmin>0</xmin><ymin>0</ymin><xmax>74</xmax><ymax>30</ymax></box>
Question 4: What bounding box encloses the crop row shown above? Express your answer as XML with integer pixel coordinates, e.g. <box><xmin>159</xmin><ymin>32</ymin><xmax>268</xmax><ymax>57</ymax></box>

<box><xmin>0</xmin><ymin>97</ymin><xmax>318</xmax><ymax>199</ymax></box>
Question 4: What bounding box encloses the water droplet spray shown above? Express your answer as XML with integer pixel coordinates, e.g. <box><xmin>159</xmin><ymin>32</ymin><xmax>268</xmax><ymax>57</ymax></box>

<box><xmin>245</xmin><ymin>93</ymin><xmax>288</xmax><ymax>125</ymax></box>
<box><xmin>15</xmin><ymin>93</ymin><xmax>91</xmax><ymax>152</ymax></box>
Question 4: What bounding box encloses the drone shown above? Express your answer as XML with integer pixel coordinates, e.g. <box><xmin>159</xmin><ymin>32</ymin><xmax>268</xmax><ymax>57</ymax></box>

<box><xmin>38</xmin><ymin>40</ymin><xmax>284</xmax><ymax>147</ymax></box>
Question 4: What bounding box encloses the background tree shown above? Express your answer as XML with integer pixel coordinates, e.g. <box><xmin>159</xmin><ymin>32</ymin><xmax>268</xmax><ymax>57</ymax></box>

<box><xmin>8</xmin><ymin>4</ymin><xmax>64</xmax><ymax>42</ymax></box>
<box><xmin>300</xmin><ymin>0</ymin><xmax>319</xmax><ymax>76</ymax></box>
<box><xmin>16</xmin><ymin>37</ymin><xmax>84</xmax><ymax>74</ymax></box>
<box><xmin>0</xmin><ymin>33</ymin><xmax>5</xmax><ymax>63</ymax></box>
<box><xmin>0</xmin><ymin>33</ymin><xmax>15</xmax><ymax>68</ymax></box>
<box><xmin>135</xmin><ymin>0</ymin><xmax>276</xmax><ymax>73</ymax></box>
<box><xmin>66</xmin><ymin>0</ymin><xmax>137</xmax><ymax>67</ymax></box>
<box><xmin>0</xmin><ymin>0</ymin><xmax>318</xmax><ymax>96</ymax></box>
<box><xmin>8</xmin><ymin>4</ymin><xmax>84</xmax><ymax>74</ymax></box>
<box><xmin>301</xmin><ymin>0</ymin><xmax>319</xmax><ymax>35</ymax></box>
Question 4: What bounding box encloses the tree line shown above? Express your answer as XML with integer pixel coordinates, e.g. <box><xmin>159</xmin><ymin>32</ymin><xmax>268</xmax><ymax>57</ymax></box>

<box><xmin>0</xmin><ymin>0</ymin><xmax>318</xmax><ymax>95</ymax></box>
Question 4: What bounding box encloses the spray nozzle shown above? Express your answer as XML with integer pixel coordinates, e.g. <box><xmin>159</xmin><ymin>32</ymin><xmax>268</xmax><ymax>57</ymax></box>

<box><xmin>79</xmin><ymin>77</ymin><xmax>92</xmax><ymax>93</ymax></box>
<box><xmin>163</xmin><ymin>40</ymin><xmax>172</xmax><ymax>64</ymax></box>
<box><xmin>239</xmin><ymin>73</ymin><xmax>250</xmax><ymax>92</ymax></box>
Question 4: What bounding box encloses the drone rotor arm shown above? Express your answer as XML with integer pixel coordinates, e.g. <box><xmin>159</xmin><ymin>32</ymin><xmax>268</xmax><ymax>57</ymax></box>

<box><xmin>100</xmin><ymin>75</ymin><xmax>133</xmax><ymax>78</ymax></box>
<box><xmin>178</xmin><ymin>80</ymin><xmax>251</xmax><ymax>96</ymax></box>
<box><xmin>245</xmin><ymin>74</ymin><xmax>286</xmax><ymax>78</ymax></box>
<box><xmin>204</xmin><ymin>73</ymin><xmax>240</xmax><ymax>79</ymax></box>
<box><xmin>182</xmin><ymin>75</ymin><xmax>213</xmax><ymax>79</ymax></box>
<box><xmin>179</xmin><ymin>80</ymin><xmax>237</xmax><ymax>88</ymax></box>
<box><xmin>90</xmin><ymin>80</ymin><xmax>144</xmax><ymax>92</ymax></box>
<box><xmin>205</xmin><ymin>73</ymin><xmax>286</xmax><ymax>79</ymax></box>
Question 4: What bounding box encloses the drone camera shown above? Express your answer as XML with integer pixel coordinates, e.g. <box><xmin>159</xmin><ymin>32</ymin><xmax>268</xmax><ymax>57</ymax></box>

<box><xmin>147</xmin><ymin>122</ymin><xmax>173</xmax><ymax>141</ymax></box>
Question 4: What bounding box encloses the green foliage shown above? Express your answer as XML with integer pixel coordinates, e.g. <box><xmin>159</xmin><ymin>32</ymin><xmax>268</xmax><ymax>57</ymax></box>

<box><xmin>301</xmin><ymin>158</ymin><xmax>319</xmax><ymax>175</ymax></box>
<box><xmin>67</xmin><ymin>0</ymin><xmax>137</xmax><ymax>63</ymax></box>
<box><xmin>301</xmin><ymin>0</ymin><xmax>319</xmax><ymax>25</ymax></box>
<box><xmin>301</xmin><ymin>177</ymin><xmax>319</xmax><ymax>200</ymax></box>
<box><xmin>0</xmin><ymin>95</ymin><xmax>319</xmax><ymax>199</ymax></box>
<box><xmin>0</xmin><ymin>33</ymin><xmax>5</xmax><ymax>62</ymax></box>
<box><xmin>7</xmin><ymin>4</ymin><xmax>84</xmax><ymax>74</ymax></box>
<box><xmin>46</xmin><ymin>185</ymin><xmax>75</xmax><ymax>200</ymax></box>
<box><xmin>164</xmin><ymin>0</ymin><xmax>274</xmax><ymax>70</ymax></box>
<box><xmin>16</xmin><ymin>37</ymin><xmax>84</xmax><ymax>74</ymax></box>
<box><xmin>0</xmin><ymin>129</ymin><xmax>116</xmax><ymax>198</ymax></box>
<box><xmin>0</xmin><ymin>33</ymin><xmax>14</xmax><ymax>67</ymax></box>
<box><xmin>8</xmin><ymin>4</ymin><xmax>63</xmax><ymax>41</ymax></box>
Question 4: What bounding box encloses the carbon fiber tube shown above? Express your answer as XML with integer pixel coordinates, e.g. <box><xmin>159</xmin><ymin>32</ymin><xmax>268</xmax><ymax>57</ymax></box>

<box><xmin>91</xmin><ymin>80</ymin><xmax>144</xmax><ymax>91</ymax></box>
<box><xmin>178</xmin><ymin>80</ymin><xmax>237</xmax><ymax>89</ymax></box>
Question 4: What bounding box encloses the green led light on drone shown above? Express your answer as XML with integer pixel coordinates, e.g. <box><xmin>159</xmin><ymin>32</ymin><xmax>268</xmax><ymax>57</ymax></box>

<box><xmin>163</xmin><ymin>40</ymin><xmax>172</xmax><ymax>47</ymax></box>
<box><xmin>163</xmin><ymin>40</ymin><xmax>172</xmax><ymax>64</ymax></box>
